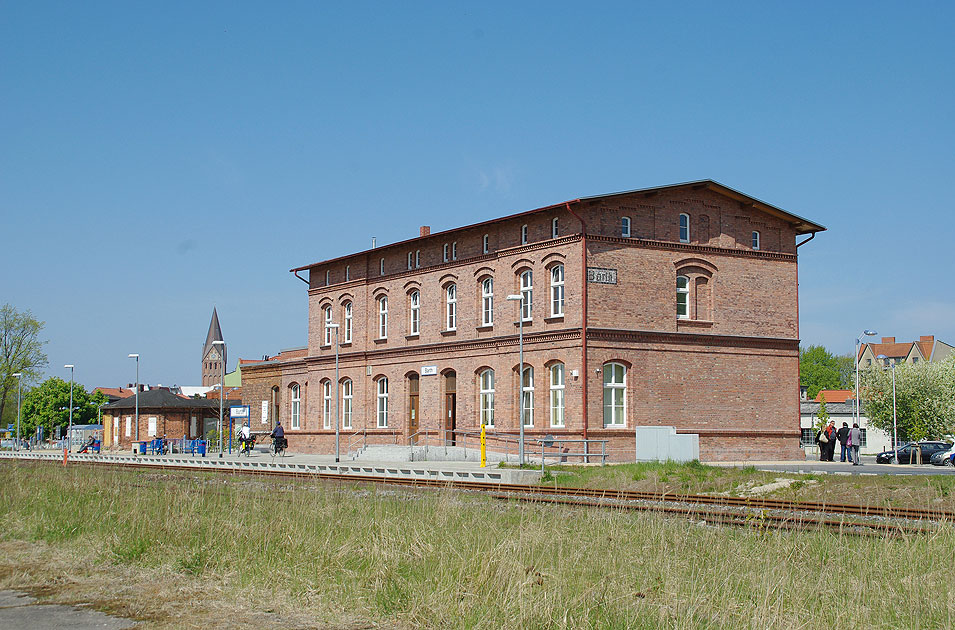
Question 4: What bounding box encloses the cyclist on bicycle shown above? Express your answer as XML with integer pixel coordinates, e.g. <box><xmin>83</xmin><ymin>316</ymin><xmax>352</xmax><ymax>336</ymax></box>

<box><xmin>270</xmin><ymin>421</ymin><xmax>286</xmax><ymax>452</ymax></box>
<box><xmin>239</xmin><ymin>422</ymin><xmax>253</xmax><ymax>454</ymax></box>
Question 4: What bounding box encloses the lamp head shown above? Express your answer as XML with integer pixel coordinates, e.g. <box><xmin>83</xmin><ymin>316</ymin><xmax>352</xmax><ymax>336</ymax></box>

<box><xmin>876</xmin><ymin>354</ymin><xmax>887</xmax><ymax>360</ymax></box>
<box><xmin>12</xmin><ymin>372</ymin><xmax>21</xmax><ymax>378</ymax></box>
<box><xmin>64</xmin><ymin>364</ymin><xmax>74</xmax><ymax>369</ymax></box>
<box><xmin>864</xmin><ymin>330</ymin><xmax>878</xmax><ymax>336</ymax></box>
<box><xmin>128</xmin><ymin>353</ymin><xmax>139</xmax><ymax>359</ymax></box>
<box><xmin>326</xmin><ymin>323</ymin><xmax>340</xmax><ymax>329</ymax></box>
<box><xmin>506</xmin><ymin>294</ymin><xmax>522</xmax><ymax>301</ymax></box>
<box><xmin>212</xmin><ymin>340</ymin><xmax>225</xmax><ymax>346</ymax></box>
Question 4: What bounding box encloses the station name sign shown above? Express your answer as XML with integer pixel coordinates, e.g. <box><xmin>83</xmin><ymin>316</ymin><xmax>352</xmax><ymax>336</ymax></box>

<box><xmin>421</xmin><ymin>365</ymin><xmax>438</xmax><ymax>376</ymax></box>
<box><xmin>587</xmin><ymin>267</ymin><xmax>618</xmax><ymax>284</ymax></box>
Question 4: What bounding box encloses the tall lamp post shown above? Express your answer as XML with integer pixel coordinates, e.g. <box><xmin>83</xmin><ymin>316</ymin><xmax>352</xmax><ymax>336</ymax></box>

<box><xmin>128</xmin><ymin>354</ymin><xmax>139</xmax><ymax>444</ymax></box>
<box><xmin>13</xmin><ymin>372</ymin><xmax>22</xmax><ymax>451</ymax></box>
<box><xmin>876</xmin><ymin>354</ymin><xmax>898</xmax><ymax>464</ymax></box>
<box><xmin>506</xmin><ymin>294</ymin><xmax>525</xmax><ymax>466</ymax></box>
<box><xmin>213</xmin><ymin>340</ymin><xmax>225</xmax><ymax>457</ymax></box>
<box><xmin>854</xmin><ymin>330</ymin><xmax>877</xmax><ymax>429</ymax></box>
<box><xmin>64</xmin><ymin>364</ymin><xmax>75</xmax><ymax>452</ymax></box>
<box><xmin>326</xmin><ymin>323</ymin><xmax>341</xmax><ymax>463</ymax></box>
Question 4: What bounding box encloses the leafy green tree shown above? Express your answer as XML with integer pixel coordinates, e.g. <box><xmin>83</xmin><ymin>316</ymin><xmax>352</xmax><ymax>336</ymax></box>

<box><xmin>861</xmin><ymin>357</ymin><xmax>955</xmax><ymax>442</ymax></box>
<box><xmin>18</xmin><ymin>377</ymin><xmax>107</xmax><ymax>439</ymax></box>
<box><xmin>799</xmin><ymin>345</ymin><xmax>853</xmax><ymax>399</ymax></box>
<box><xmin>815</xmin><ymin>393</ymin><xmax>830</xmax><ymax>433</ymax></box>
<box><xmin>0</xmin><ymin>304</ymin><xmax>49</xmax><ymax>427</ymax></box>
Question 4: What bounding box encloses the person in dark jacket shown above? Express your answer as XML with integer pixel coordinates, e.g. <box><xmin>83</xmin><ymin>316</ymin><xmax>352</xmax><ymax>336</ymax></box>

<box><xmin>270</xmin><ymin>421</ymin><xmax>286</xmax><ymax>450</ymax></box>
<box><xmin>837</xmin><ymin>422</ymin><xmax>851</xmax><ymax>463</ymax></box>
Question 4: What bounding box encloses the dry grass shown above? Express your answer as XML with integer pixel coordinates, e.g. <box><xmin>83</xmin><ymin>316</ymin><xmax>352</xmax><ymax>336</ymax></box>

<box><xmin>1</xmin><ymin>461</ymin><xmax>954</xmax><ymax>629</ymax></box>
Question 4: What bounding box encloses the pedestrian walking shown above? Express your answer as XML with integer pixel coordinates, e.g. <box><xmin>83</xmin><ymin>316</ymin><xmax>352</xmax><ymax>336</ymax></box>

<box><xmin>849</xmin><ymin>423</ymin><xmax>863</xmax><ymax>466</ymax></box>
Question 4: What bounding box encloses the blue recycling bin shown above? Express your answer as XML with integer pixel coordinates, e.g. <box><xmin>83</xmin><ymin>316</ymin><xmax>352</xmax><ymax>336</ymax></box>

<box><xmin>139</xmin><ymin>442</ymin><xmax>147</xmax><ymax>454</ymax></box>
<box><xmin>197</xmin><ymin>440</ymin><xmax>206</xmax><ymax>457</ymax></box>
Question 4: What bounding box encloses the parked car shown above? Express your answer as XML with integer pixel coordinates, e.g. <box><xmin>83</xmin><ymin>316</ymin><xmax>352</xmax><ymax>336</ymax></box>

<box><xmin>930</xmin><ymin>447</ymin><xmax>955</xmax><ymax>466</ymax></box>
<box><xmin>876</xmin><ymin>441</ymin><xmax>953</xmax><ymax>464</ymax></box>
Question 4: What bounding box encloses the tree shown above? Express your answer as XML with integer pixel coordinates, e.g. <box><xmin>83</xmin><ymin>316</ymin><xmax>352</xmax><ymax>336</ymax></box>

<box><xmin>0</xmin><ymin>304</ymin><xmax>49</xmax><ymax>427</ymax></box>
<box><xmin>18</xmin><ymin>377</ymin><xmax>107</xmax><ymax>440</ymax></box>
<box><xmin>799</xmin><ymin>345</ymin><xmax>853</xmax><ymax>399</ymax></box>
<box><xmin>861</xmin><ymin>357</ymin><xmax>955</xmax><ymax>442</ymax></box>
<box><xmin>815</xmin><ymin>393</ymin><xmax>830</xmax><ymax>433</ymax></box>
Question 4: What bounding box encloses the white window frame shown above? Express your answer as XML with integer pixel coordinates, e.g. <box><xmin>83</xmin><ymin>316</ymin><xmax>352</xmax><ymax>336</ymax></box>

<box><xmin>378</xmin><ymin>296</ymin><xmax>388</xmax><ymax>339</ymax></box>
<box><xmin>521</xmin><ymin>224</ymin><xmax>528</xmax><ymax>244</ymax></box>
<box><xmin>550</xmin><ymin>363</ymin><xmax>565</xmax><ymax>427</ymax></box>
<box><xmin>481</xmin><ymin>277</ymin><xmax>494</xmax><ymax>326</ymax></box>
<box><xmin>125</xmin><ymin>416</ymin><xmax>131</xmax><ymax>437</ymax></box>
<box><xmin>407</xmin><ymin>252</ymin><xmax>413</xmax><ymax>270</ymax></box>
<box><xmin>322</xmin><ymin>381</ymin><xmax>331</xmax><ymax>429</ymax></box>
<box><xmin>550</xmin><ymin>265</ymin><xmax>564</xmax><ymax>317</ymax></box>
<box><xmin>451</xmin><ymin>241</ymin><xmax>457</xmax><ymax>260</ymax></box>
<box><xmin>290</xmin><ymin>384</ymin><xmax>301</xmax><ymax>429</ymax></box>
<box><xmin>415</xmin><ymin>250</ymin><xmax>420</xmax><ymax>268</ymax></box>
<box><xmin>443</xmin><ymin>243</ymin><xmax>449</xmax><ymax>262</ymax></box>
<box><xmin>622</xmin><ymin>217</ymin><xmax>631</xmax><ymax>238</ymax></box>
<box><xmin>446</xmin><ymin>284</ymin><xmax>457</xmax><ymax>330</ymax></box>
<box><xmin>483</xmin><ymin>234</ymin><xmax>489</xmax><ymax>254</ymax></box>
<box><xmin>551</xmin><ymin>217</ymin><xmax>559</xmax><ymax>239</ymax></box>
<box><xmin>752</xmin><ymin>231</ymin><xmax>760</xmax><ymax>250</ymax></box>
<box><xmin>603</xmin><ymin>362</ymin><xmax>626</xmax><ymax>427</ymax></box>
<box><xmin>679</xmin><ymin>213</ymin><xmax>690</xmax><ymax>243</ymax></box>
<box><xmin>343</xmin><ymin>302</ymin><xmax>352</xmax><ymax>343</ymax></box>
<box><xmin>325</xmin><ymin>270</ymin><xmax>330</xmax><ymax>286</ymax></box>
<box><xmin>520</xmin><ymin>270</ymin><xmax>533</xmax><ymax>321</ymax></box>
<box><xmin>341</xmin><ymin>379</ymin><xmax>353</xmax><ymax>429</ymax></box>
<box><xmin>323</xmin><ymin>305</ymin><xmax>333</xmax><ymax>345</ymax></box>
<box><xmin>521</xmin><ymin>366</ymin><xmax>534</xmax><ymax>428</ymax></box>
<box><xmin>409</xmin><ymin>290</ymin><xmax>420</xmax><ymax>336</ymax></box>
<box><xmin>479</xmin><ymin>369</ymin><xmax>495</xmax><ymax>427</ymax></box>
<box><xmin>345</xmin><ymin>265</ymin><xmax>350</xmax><ymax>282</ymax></box>
<box><xmin>377</xmin><ymin>377</ymin><xmax>389</xmax><ymax>428</ymax></box>
<box><xmin>380</xmin><ymin>258</ymin><xmax>385</xmax><ymax>275</ymax></box>
<box><xmin>677</xmin><ymin>275</ymin><xmax>689</xmax><ymax>319</ymax></box>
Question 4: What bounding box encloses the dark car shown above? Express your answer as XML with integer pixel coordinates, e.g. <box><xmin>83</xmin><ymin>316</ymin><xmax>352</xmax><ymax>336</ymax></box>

<box><xmin>876</xmin><ymin>441</ymin><xmax>953</xmax><ymax>464</ymax></box>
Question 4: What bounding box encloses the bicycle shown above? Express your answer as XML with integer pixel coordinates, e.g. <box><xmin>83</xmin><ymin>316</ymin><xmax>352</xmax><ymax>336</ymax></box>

<box><xmin>238</xmin><ymin>434</ymin><xmax>256</xmax><ymax>457</ymax></box>
<box><xmin>270</xmin><ymin>436</ymin><xmax>287</xmax><ymax>458</ymax></box>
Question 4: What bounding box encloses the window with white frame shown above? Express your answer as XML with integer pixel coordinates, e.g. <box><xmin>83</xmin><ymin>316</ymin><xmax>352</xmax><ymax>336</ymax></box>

<box><xmin>380</xmin><ymin>258</ymin><xmax>385</xmax><ymax>275</ymax></box>
<box><xmin>322</xmin><ymin>381</ymin><xmax>331</xmax><ymax>429</ymax></box>
<box><xmin>345</xmin><ymin>265</ymin><xmax>350</xmax><ymax>281</ymax></box>
<box><xmin>323</xmin><ymin>305</ymin><xmax>333</xmax><ymax>345</ymax></box>
<box><xmin>341</xmin><ymin>379</ymin><xmax>352</xmax><ymax>428</ymax></box>
<box><xmin>443</xmin><ymin>244</ymin><xmax>449</xmax><ymax>262</ymax></box>
<box><xmin>481</xmin><ymin>277</ymin><xmax>494</xmax><ymax>326</ymax></box>
<box><xmin>377</xmin><ymin>377</ymin><xmax>389</xmax><ymax>427</ymax></box>
<box><xmin>679</xmin><ymin>213</ymin><xmax>690</xmax><ymax>243</ymax></box>
<box><xmin>409</xmin><ymin>290</ymin><xmax>420</xmax><ymax>335</ymax></box>
<box><xmin>622</xmin><ymin>217</ymin><xmax>631</xmax><ymax>238</ymax></box>
<box><xmin>550</xmin><ymin>363</ymin><xmax>565</xmax><ymax>427</ymax></box>
<box><xmin>479</xmin><ymin>369</ymin><xmax>495</xmax><ymax>427</ymax></box>
<box><xmin>446</xmin><ymin>284</ymin><xmax>457</xmax><ymax>330</ymax></box>
<box><xmin>343</xmin><ymin>301</ymin><xmax>352</xmax><ymax>343</ymax></box>
<box><xmin>378</xmin><ymin>296</ymin><xmax>388</xmax><ymax>339</ymax></box>
<box><xmin>407</xmin><ymin>252</ymin><xmax>413</xmax><ymax>270</ymax></box>
<box><xmin>520</xmin><ymin>270</ymin><xmax>533</xmax><ymax>321</ymax></box>
<box><xmin>290</xmin><ymin>384</ymin><xmax>301</xmax><ymax>429</ymax></box>
<box><xmin>415</xmin><ymin>250</ymin><xmax>420</xmax><ymax>268</ymax></box>
<box><xmin>752</xmin><ymin>231</ymin><xmax>760</xmax><ymax>250</ymax></box>
<box><xmin>125</xmin><ymin>416</ymin><xmax>131</xmax><ymax>437</ymax></box>
<box><xmin>676</xmin><ymin>275</ymin><xmax>689</xmax><ymax>319</ymax></box>
<box><xmin>325</xmin><ymin>270</ymin><xmax>330</xmax><ymax>286</ymax></box>
<box><xmin>550</xmin><ymin>265</ymin><xmax>564</xmax><ymax>317</ymax></box>
<box><xmin>482</xmin><ymin>234</ymin><xmax>489</xmax><ymax>254</ymax></box>
<box><xmin>603</xmin><ymin>362</ymin><xmax>626</xmax><ymax>426</ymax></box>
<box><xmin>552</xmin><ymin>217</ymin><xmax>559</xmax><ymax>239</ymax></box>
<box><xmin>451</xmin><ymin>241</ymin><xmax>457</xmax><ymax>260</ymax></box>
<box><xmin>521</xmin><ymin>366</ymin><xmax>534</xmax><ymax>427</ymax></box>
<box><xmin>521</xmin><ymin>224</ymin><xmax>528</xmax><ymax>244</ymax></box>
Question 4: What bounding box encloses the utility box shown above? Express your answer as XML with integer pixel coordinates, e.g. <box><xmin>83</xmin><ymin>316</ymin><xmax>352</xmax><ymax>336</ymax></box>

<box><xmin>634</xmin><ymin>426</ymin><xmax>699</xmax><ymax>463</ymax></box>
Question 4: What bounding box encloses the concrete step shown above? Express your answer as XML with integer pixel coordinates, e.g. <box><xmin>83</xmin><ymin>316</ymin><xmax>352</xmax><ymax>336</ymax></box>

<box><xmin>348</xmin><ymin>443</ymin><xmax>519</xmax><ymax>464</ymax></box>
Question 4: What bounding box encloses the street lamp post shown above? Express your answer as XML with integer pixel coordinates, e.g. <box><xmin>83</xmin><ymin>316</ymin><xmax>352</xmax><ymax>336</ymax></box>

<box><xmin>213</xmin><ymin>341</ymin><xmax>225</xmax><ymax>457</ymax></box>
<box><xmin>506</xmin><ymin>294</ymin><xmax>525</xmax><ymax>466</ymax></box>
<box><xmin>854</xmin><ymin>330</ymin><xmax>877</xmax><ymax>429</ymax></box>
<box><xmin>327</xmin><ymin>323</ymin><xmax>341</xmax><ymax>463</ymax></box>
<box><xmin>128</xmin><ymin>354</ymin><xmax>139</xmax><ymax>444</ymax></box>
<box><xmin>64</xmin><ymin>365</ymin><xmax>74</xmax><ymax>452</ymax></box>
<box><xmin>13</xmin><ymin>372</ymin><xmax>22</xmax><ymax>451</ymax></box>
<box><xmin>876</xmin><ymin>354</ymin><xmax>898</xmax><ymax>464</ymax></box>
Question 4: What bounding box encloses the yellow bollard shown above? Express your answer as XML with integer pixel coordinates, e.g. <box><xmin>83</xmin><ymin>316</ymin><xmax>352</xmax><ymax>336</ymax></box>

<box><xmin>480</xmin><ymin>424</ymin><xmax>487</xmax><ymax>468</ymax></box>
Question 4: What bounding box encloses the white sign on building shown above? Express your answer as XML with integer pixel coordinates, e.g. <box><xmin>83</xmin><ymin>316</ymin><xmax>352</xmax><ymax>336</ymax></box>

<box><xmin>261</xmin><ymin>400</ymin><xmax>269</xmax><ymax>424</ymax></box>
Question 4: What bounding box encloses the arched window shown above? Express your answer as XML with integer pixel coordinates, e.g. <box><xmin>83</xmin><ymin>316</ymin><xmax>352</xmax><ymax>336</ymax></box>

<box><xmin>483</xmin><ymin>234</ymin><xmax>489</xmax><ymax>254</ymax></box>
<box><xmin>752</xmin><ymin>231</ymin><xmax>760</xmax><ymax>250</ymax></box>
<box><xmin>290</xmin><ymin>384</ymin><xmax>301</xmax><ymax>429</ymax></box>
<box><xmin>549</xmin><ymin>363</ymin><xmax>565</xmax><ymax>427</ymax></box>
<box><xmin>479</xmin><ymin>369</ymin><xmax>495</xmax><ymax>427</ymax></box>
<box><xmin>378</xmin><ymin>296</ymin><xmax>388</xmax><ymax>339</ymax></box>
<box><xmin>323</xmin><ymin>305</ymin><xmax>333</xmax><ymax>345</ymax></box>
<box><xmin>520</xmin><ymin>270</ymin><xmax>533</xmax><ymax>321</ymax></box>
<box><xmin>521</xmin><ymin>366</ymin><xmax>534</xmax><ymax>427</ymax></box>
<box><xmin>481</xmin><ymin>277</ymin><xmax>494</xmax><ymax>326</ymax></box>
<box><xmin>622</xmin><ymin>217</ymin><xmax>631</xmax><ymax>238</ymax></box>
<box><xmin>550</xmin><ymin>265</ymin><xmax>564</xmax><ymax>317</ymax></box>
<box><xmin>409</xmin><ymin>290</ymin><xmax>420</xmax><ymax>336</ymax></box>
<box><xmin>677</xmin><ymin>276</ymin><xmax>689</xmax><ymax>319</ymax></box>
<box><xmin>377</xmin><ymin>377</ymin><xmax>389</xmax><ymax>428</ymax></box>
<box><xmin>603</xmin><ymin>363</ymin><xmax>626</xmax><ymax>426</ymax></box>
<box><xmin>322</xmin><ymin>380</ymin><xmax>331</xmax><ymax>429</ymax></box>
<box><xmin>341</xmin><ymin>379</ymin><xmax>353</xmax><ymax>429</ymax></box>
<box><xmin>679</xmin><ymin>213</ymin><xmax>690</xmax><ymax>243</ymax></box>
<box><xmin>552</xmin><ymin>217</ymin><xmax>559</xmax><ymax>239</ymax></box>
<box><xmin>446</xmin><ymin>284</ymin><xmax>457</xmax><ymax>331</ymax></box>
<box><xmin>343</xmin><ymin>301</ymin><xmax>352</xmax><ymax>343</ymax></box>
<box><xmin>521</xmin><ymin>224</ymin><xmax>528</xmax><ymax>245</ymax></box>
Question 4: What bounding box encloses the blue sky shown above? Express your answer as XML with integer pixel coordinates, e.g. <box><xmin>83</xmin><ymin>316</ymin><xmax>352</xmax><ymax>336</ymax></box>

<box><xmin>2</xmin><ymin>1</ymin><xmax>952</xmax><ymax>390</ymax></box>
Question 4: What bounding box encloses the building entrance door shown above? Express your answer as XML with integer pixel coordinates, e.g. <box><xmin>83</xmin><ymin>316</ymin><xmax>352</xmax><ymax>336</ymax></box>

<box><xmin>408</xmin><ymin>374</ymin><xmax>420</xmax><ymax>444</ymax></box>
<box><xmin>445</xmin><ymin>371</ymin><xmax>456</xmax><ymax>445</ymax></box>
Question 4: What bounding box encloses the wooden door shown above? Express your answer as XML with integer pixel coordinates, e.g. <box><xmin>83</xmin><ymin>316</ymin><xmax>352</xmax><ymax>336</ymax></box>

<box><xmin>445</xmin><ymin>371</ymin><xmax>456</xmax><ymax>445</ymax></box>
<box><xmin>408</xmin><ymin>375</ymin><xmax>420</xmax><ymax>444</ymax></box>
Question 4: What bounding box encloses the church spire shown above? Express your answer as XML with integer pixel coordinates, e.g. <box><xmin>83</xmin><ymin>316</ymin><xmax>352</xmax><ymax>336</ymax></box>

<box><xmin>201</xmin><ymin>308</ymin><xmax>226</xmax><ymax>386</ymax></box>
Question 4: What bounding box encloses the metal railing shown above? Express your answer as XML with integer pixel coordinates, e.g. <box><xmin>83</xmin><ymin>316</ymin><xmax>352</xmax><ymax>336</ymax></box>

<box><xmin>346</xmin><ymin>427</ymin><xmax>401</xmax><ymax>456</ymax></box>
<box><xmin>405</xmin><ymin>428</ymin><xmax>609</xmax><ymax>466</ymax></box>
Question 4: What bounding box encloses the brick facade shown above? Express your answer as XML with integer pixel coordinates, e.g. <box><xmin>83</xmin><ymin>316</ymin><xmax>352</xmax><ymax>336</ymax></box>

<box><xmin>241</xmin><ymin>181</ymin><xmax>823</xmax><ymax>461</ymax></box>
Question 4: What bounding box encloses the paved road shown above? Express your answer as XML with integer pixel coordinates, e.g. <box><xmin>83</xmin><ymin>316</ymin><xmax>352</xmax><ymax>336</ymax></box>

<box><xmin>0</xmin><ymin>591</ymin><xmax>136</xmax><ymax>629</ymax></box>
<box><xmin>716</xmin><ymin>456</ymin><xmax>955</xmax><ymax>476</ymax></box>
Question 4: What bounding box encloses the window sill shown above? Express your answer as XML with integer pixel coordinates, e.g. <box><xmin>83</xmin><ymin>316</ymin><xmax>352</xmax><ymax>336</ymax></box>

<box><xmin>440</xmin><ymin>329</ymin><xmax>457</xmax><ymax>337</ymax></box>
<box><xmin>513</xmin><ymin>320</ymin><xmax>534</xmax><ymax>327</ymax></box>
<box><xmin>475</xmin><ymin>325</ymin><xmax>493</xmax><ymax>331</ymax></box>
<box><xmin>320</xmin><ymin>344</ymin><xmax>331</xmax><ymax>349</ymax></box>
<box><xmin>677</xmin><ymin>319</ymin><xmax>714</xmax><ymax>328</ymax></box>
<box><xmin>339</xmin><ymin>342</ymin><xmax>352</xmax><ymax>348</ymax></box>
<box><xmin>405</xmin><ymin>333</ymin><xmax>419</xmax><ymax>340</ymax></box>
<box><xmin>543</xmin><ymin>315</ymin><xmax>564</xmax><ymax>323</ymax></box>
<box><xmin>373</xmin><ymin>338</ymin><xmax>388</xmax><ymax>344</ymax></box>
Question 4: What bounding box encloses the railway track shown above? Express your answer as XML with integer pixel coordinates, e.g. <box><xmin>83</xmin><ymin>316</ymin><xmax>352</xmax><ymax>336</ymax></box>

<box><xmin>4</xmin><ymin>457</ymin><xmax>945</xmax><ymax>536</ymax></box>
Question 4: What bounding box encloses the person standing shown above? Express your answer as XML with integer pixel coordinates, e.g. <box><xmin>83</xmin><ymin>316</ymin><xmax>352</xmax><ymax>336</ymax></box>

<box><xmin>849</xmin><ymin>423</ymin><xmax>863</xmax><ymax>466</ymax></box>
<box><xmin>822</xmin><ymin>421</ymin><xmax>837</xmax><ymax>461</ymax></box>
<box><xmin>837</xmin><ymin>422</ymin><xmax>851</xmax><ymax>463</ymax></box>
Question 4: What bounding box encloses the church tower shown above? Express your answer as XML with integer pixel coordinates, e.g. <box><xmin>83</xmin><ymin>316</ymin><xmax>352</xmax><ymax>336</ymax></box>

<box><xmin>201</xmin><ymin>307</ymin><xmax>227</xmax><ymax>387</ymax></box>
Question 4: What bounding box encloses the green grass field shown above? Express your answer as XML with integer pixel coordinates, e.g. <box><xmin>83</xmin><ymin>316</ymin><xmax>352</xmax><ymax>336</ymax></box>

<box><xmin>1</xmin><ymin>461</ymin><xmax>953</xmax><ymax>629</ymax></box>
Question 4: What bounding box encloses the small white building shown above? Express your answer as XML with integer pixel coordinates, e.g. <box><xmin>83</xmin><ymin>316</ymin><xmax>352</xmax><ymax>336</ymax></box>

<box><xmin>799</xmin><ymin>390</ymin><xmax>892</xmax><ymax>456</ymax></box>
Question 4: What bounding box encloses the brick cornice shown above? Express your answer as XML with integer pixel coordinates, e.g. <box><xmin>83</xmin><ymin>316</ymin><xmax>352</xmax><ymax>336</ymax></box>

<box><xmin>587</xmin><ymin>328</ymin><xmax>799</xmax><ymax>351</ymax></box>
<box><xmin>590</xmin><ymin>428</ymin><xmax>799</xmax><ymax>438</ymax></box>
<box><xmin>587</xmin><ymin>234</ymin><xmax>797</xmax><ymax>262</ymax></box>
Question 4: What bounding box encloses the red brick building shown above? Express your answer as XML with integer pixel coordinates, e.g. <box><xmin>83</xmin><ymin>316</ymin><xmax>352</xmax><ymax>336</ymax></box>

<box><xmin>241</xmin><ymin>180</ymin><xmax>824</xmax><ymax>461</ymax></box>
